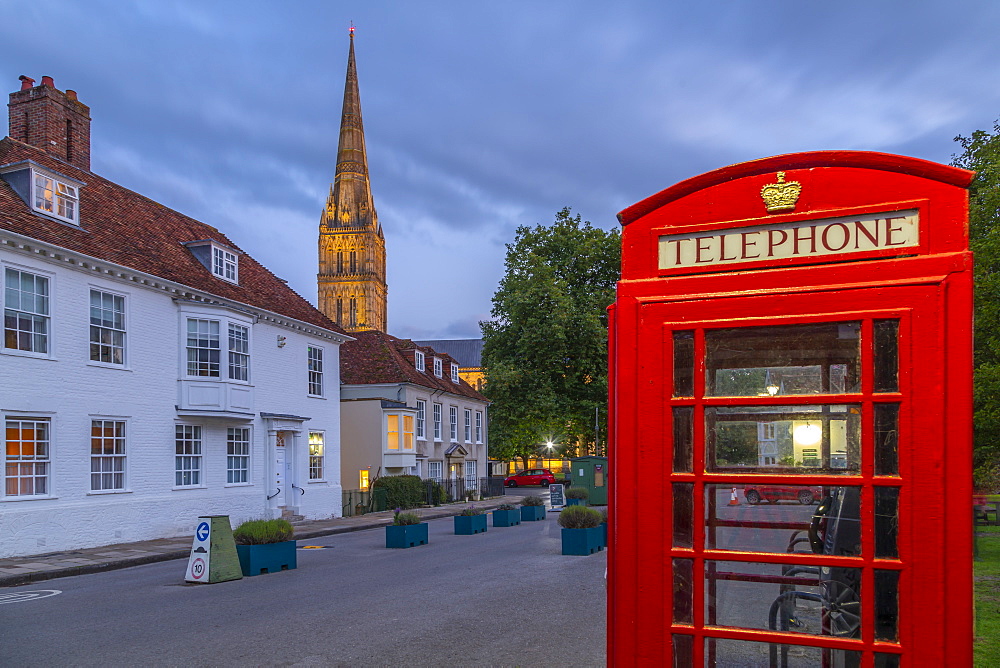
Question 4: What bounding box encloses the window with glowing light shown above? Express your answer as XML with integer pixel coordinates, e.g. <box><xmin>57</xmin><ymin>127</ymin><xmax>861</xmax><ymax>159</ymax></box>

<box><xmin>308</xmin><ymin>431</ymin><xmax>324</xmax><ymax>480</ymax></box>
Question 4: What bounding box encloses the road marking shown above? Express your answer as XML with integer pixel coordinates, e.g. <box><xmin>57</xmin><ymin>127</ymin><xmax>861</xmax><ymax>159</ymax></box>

<box><xmin>0</xmin><ymin>590</ymin><xmax>62</xmax><ymax>605</ymax></box>
<box><xmin>298</xmin><ymin>545</ymin><xmax>333</xmax><ymax>549</ymax></box>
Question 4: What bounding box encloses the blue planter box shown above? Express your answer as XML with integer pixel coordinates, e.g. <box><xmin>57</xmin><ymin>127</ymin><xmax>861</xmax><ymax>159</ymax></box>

<box><xmin>492</xmin><ymin>508</ymin><xmax>521</xmax><ymax>527</ymax></box>
<box><xmin>566</xmin><ymin>498</ymin><xmax>587</xmax><ymax>506</ymax></box>
<box><xmin>561</xmin><ymin>526</ymin><xmax>604</xmax><ymax>555</ymax></box>
<box><xmin>236</xmin><ymin>541</ymin><xmax>297</xmax><ymax>576</ymax></box>
<box><xmin>454</xmin><ymin>514</ymin><xmax>488</xmax><ymax>535</ymax></box>
<box><xmin>520</xmin><ymin>505</ymin><xmax>546</xmax><ymax>521</ymax></box>
<box><xmin>601</xmin><ymin>521</ymin><xmax>608</xmax><ymax>547</ymax></box>
<box><xmin>386</xmin><ymin>523</ymin><xmax>428</xmax><ymax>548</ymax></box>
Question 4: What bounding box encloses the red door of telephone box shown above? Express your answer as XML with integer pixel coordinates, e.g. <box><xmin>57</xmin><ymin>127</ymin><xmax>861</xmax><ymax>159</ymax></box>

<box><xmin>608</xmin><ymin>152</ymin><xmax>974</xmax><ymax>667</ymax></box>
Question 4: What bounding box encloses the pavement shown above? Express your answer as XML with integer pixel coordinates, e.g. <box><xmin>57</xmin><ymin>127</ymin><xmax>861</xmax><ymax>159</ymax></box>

<box><xmin>0</xmin><ymin>497</ymin><xmax>524</xmax><ymax>588</ymax></box>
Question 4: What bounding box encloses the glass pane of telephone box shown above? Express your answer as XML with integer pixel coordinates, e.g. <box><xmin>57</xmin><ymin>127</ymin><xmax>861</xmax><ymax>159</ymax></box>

<box><xmin>705</xmin><ymin>561</ymin><xmax>862</xmax><ymax>639</ymax></box>
<box><xmin>705</xmin><ymin>484</ymin><xmax>861</xmax><ymax>556</ymax></box>
<box><xmin>705</xmin><ymin>322</ymin><xmax>861</xmax><ymax>397</ymax></box>
<box><xmin>706</xmin><ymin>405</ymin><xmax>861</xmax><ymax>473</ymax></box>
<box><xmin>706</xmin><ymin>639</ymin><xmax>861</xmax><ymax>667</ymax></box>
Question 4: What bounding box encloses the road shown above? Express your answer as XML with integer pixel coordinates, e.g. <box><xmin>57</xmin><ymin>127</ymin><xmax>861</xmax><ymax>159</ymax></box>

<box><xmin>0</xmin><ymin>513</ymin><xmax>606</xmax><ymax>667</ymax></box>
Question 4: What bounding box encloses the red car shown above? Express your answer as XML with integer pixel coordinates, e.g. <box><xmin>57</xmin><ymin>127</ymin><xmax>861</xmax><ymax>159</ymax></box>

<box><xmin>743</xmin><ymin>484</ymin><xmax>822</xmax><ymax>505</ymax></box>
<box><xmin>504</xmin><ymin>469</ymin><xmax>556</xmax><ymax>487</ymax></box>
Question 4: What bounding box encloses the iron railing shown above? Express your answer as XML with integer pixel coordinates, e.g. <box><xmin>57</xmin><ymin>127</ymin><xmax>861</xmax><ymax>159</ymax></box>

<box><xmin>423</xmin><ymin>477</ymin><xmax>505</xmax><ymax>505</ymax></box>
<box><xmin>342</xmin><ymin>487</ymin><xmax>387</xmax><ymax>517</ymax></box>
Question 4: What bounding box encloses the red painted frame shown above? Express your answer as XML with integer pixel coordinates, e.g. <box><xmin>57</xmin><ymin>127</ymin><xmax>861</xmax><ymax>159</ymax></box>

<box><xmin>609</xmin><ymin>151</ymin><xmax>974</xmax><ymax>667</ymax></box>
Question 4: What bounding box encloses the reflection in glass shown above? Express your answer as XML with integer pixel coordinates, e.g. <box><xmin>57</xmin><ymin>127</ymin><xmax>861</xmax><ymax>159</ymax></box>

<box><xmin>874</xmin><ymin>403</ymin><xmax>899</xmax><ymax>476</ymax></box>
<box><xmin>875</xmin><ymin>487</ymin><xmax>900</xmax><ymax>559</ymax></box>
<box><xmin>707</xmin><ymin>638</ymin><xmax>862</xmax><ymax>667</ymax></box>
<box><xmin>673</xmin><ymin>483</ymin><xmax>693</xmax><ymax>548</ymax></box>
<box><xmin>875</xmin><ymin>569</ymin><xmax>900</xmax><ymax>641</ymax></box>
<box><xmin>673</xmin><ymin>330</ymin><xmax>694</xmax><ymax>397</ymax></box>
<box><xmin>673</xmin><ymin>407</ymin><xmax>693</xmax><ymax>473</ymax></box>
<box><xmin>673</xmin><ymin>558</ymin><xmax>694</xmax><ymax>624</ymax></box>
<box><xmin>704</xmin><ymin>484</ymin><xmax>861</xmax><ymax>556</ymax></box>
<box><xmin>874</xmin><ymin>319</ymin><xmax>900</xmax><ymax>393</ymax></box>
<box><xmin>812</xmin><ymin>487</ymin><xmax>862</xmax><ymax>557</ymax></box>
<box><xmin>705</xmin><ymin>561</ymin><xmax>861</xmax><ymax>639</ymax></box>
<box><xmin>874</xmin><ymin>653</ymin><xmax>901</xmax><ymax>668</ymax></box>
<box><xmin>706</xmin><ymin>405</ymin><xmax>860</xmax><ymax>473</ymax></box>
<box><xmin>672</xmin><ymin>635</ymin><xmax>693</xmax><ymax>667</ymax></box>
<box><xmin>705</xmin><ymin>322</ymin><xmax>860</xmax><ymax>397</ymax></box>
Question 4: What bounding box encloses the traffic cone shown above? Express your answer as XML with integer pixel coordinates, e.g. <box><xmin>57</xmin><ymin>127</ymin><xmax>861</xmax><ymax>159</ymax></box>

<box><xmin>728</xmin><ymin>488</ymin><xmax>740</xmax><ymax>506</ymax></box>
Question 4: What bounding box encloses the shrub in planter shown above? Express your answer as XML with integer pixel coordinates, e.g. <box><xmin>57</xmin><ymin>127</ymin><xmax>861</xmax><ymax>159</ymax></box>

<box><xmin>454</xmin><ymin>505</ymin><xmax>487</xmax><ymax>535</ymax></box>
<box><xmin>520</xmin><ymin>495</ymin><xmax>546</xmax><ymax>521</ymax></box>
<box><xmin>558</xmin><ymin>506</ymin><xmax>603</xmax><ymax>555</ymax></box>
<box><xmin>566</xmin><ymin>486</ymin><xmax>590</xmax><ymax>506</ymax></box>
<box><xmin>373</xmin><ymin>475</ymin><xmax>426</xmax><ymax>509</ymax></box>
<box><xmin>233</xmin><ymin>519</ymin><xmax>297</xmax><ymax>576</ymax></box>
<box><xmin>493</xmin><ymin>502</ymin><xmax>521</xmax><ymax>527</ymax></box>
<box><xmin>387</xmin><ymin>508</ymin><xmax>427</xmax><ymax>548</ymax></box>
<box><xmin>599</xmin><ymin>508</ymin><xmax>609</xmax><ymax>544</ymax></box>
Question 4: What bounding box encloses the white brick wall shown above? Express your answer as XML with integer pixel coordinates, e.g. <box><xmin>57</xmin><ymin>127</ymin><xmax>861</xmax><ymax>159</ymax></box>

<box><xmin>1</xmin><ymin>246</ymin><xmax>344</xmax><ymax>558</ymax></box>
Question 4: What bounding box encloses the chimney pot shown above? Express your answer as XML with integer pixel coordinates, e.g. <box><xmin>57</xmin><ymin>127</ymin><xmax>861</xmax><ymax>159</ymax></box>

<box><xmin>66</xmin><ymin>89</ymin><xmax>77</xmax><ymax>101</ymax></box>
<box><xmin>18</xmin><ymin>75</ymin><xmax>35</xmax><ymax>90</ymax></box>
<box><xmin>41</xmin><ymin>76</ymin><xmax>54</xmax><ymax>88</ymax></box>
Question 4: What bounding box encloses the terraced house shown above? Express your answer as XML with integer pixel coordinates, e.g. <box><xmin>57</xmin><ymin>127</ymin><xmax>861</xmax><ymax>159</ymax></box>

<box><xmin>0</xmin><ymin>76</ymin><xmax>351</xmax><ymax>558</ymax></box>
<box><xmin>340</xmin><ymin>331</ymin><xmax>489</xmax><ymax>498</ymax></box>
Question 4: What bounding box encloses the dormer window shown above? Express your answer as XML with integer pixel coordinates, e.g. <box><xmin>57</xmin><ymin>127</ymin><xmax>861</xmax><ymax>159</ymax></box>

<box><xmin>213</xmin><ymin>246</ymin><xmax>238</xmax><ymax>282</ymax></box>
<box><xmin>183</xmin><ymin>240</ymin><xmax>241</xmax><ymax>285</ymax></box>
<box><xmin>414</xmin><ymin>350</ymin><xmax>425</xmax><ymax>372</ymax></box>
<box><xmin>0</xmin><ymin>161</ymin><xmax>85</xmax><ymax>227</ymax></box>
<box><xmin>433</xmin><ymin>357</ymin><xmax>443</xmax><ymax>378</ymax></box>
<box><xmin>451</xmin><ymin>363</ymin><xmax>460</xmax><ymax>383</ymax></box>
<box><xmin>35</xmin><ymin>173</ymin><xmax>78</xmax><ymax>223</ymax></box>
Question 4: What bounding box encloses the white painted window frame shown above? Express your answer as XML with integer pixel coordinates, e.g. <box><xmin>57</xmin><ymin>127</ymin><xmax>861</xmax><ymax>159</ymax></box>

<box><xmin>212</xmin><ymin>246</ymin><xmax>239</xmax><ymax>284</ymax></box>
<box><xmin>3</xmin><ymin>265</ymin><xmax>51</xmax><ymax>358</ymax></box>
<box><xmin>415</xmin><ymin>399</ymin><xmax>426</xmax><ymax>440</ymax></box>
<box><xmin>90</xmin><ymin>419</ymin><xmax>127</xmax><ymax>492</ymax></box>
<box><xmin>32</xmin><ymin>168</ymin><xmax>79</xmax><ymax>225</ymax></box>
<box><xmin>308</xmin><ymin>345</ymin><xmax>324</xmax><ymax>397</ymax></box>
<box><xmin>226</xmin><ymin>426</ymin><xmax>251</xmax><ymax>485</ymax></box>
<box><xmin>449</xmin><ymin>406</ymin><xmax>458</xmax><ymax>442</ymax></box>
<box><xmin>174</xmin><ymin>424</ymin><xmax>203</xmax><ymax>488</ymax></box>
<box><xmin>89</xmin><ymin>288</ymin><xmax>127</xmax><ymax>367</ymax></box>
<box><xmin>309</xmin><ymin>431</ymin><xmax>325</xmax><ymax>481</ymax></box>
<box><xmin>3</xmin><ymin>416</ymin><xmax>51</xmax><ymax>499</ymax></box>
<box><xmin>433</xmin><ymin>403</ymin><xmax>442</xmax><ymax>441</ymax></box>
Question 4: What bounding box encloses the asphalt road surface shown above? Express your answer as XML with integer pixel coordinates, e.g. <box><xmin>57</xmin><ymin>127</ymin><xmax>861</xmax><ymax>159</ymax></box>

<box><xmin>0</xmin><ymin>514</ymin><xmax>606</xmax><ymax>667</ymax></box>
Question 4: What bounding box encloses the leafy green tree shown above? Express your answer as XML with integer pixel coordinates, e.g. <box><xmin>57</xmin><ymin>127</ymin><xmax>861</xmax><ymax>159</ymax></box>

<box><xmin>953</xmin><ymin>124</ymin><xmax>1000</xmax><ymax>475</ymax></box>
<box><xmin>481</xmin><ymin>208</ymin><xmax>620</xmax><ymax>469</ymax></box>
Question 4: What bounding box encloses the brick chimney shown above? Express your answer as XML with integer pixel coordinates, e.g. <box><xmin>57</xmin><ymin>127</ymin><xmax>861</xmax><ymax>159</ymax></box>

<box><xmin>8</xmin><ymin>75</ymin><xmax>91</xmax><ymax>171</ymax></box>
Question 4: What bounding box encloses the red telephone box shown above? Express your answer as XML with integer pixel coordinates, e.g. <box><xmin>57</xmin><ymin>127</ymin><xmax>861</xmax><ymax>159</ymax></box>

<box><xmin>608</xmin><ymin>151</ymin><xmax>974</xmax><ymax>667</ymax></box>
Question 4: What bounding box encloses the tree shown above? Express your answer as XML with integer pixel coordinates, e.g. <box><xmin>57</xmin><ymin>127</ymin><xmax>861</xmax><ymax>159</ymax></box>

<box><xmin>953</xmin><ymin>124</ymin><xmax>1000</xmax><ymax>478</ymax></box>
<box><xmin>481</xmin><ymin>208</ymin><xmax>620</xmax><ymax>469</ymax></box>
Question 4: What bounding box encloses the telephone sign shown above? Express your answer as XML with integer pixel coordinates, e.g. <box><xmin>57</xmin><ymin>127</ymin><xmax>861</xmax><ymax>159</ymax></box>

<box><xmin>608</xmin><ymin>152</ymin><xmax>974</xmax><ymax>666</ymax></box>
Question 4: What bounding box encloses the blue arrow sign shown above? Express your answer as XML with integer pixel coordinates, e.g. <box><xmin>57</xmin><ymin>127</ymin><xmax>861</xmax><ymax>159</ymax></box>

<box><xmin>196</xmin><ymin>522</ymin><xmax>210</xmax><ymax>541</ymax></box>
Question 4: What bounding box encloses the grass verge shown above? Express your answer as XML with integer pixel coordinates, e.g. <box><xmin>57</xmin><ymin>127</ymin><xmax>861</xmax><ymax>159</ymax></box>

<box><xmin>976</xmin><ymin>525</ymin><xmax>1000</xmax><ymax>668</ymax></box>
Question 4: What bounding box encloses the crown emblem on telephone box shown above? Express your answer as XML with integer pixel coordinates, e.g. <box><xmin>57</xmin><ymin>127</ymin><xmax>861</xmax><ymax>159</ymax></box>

<box><xmin>760</xmin><ymin>171</ymin><xmax>802</xmax><ymax>213</ymax></box>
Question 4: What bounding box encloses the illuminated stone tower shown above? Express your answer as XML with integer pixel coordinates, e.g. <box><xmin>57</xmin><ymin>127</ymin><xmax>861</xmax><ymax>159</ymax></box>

<box><xmin>318</xmin><ymin>28</ymin><xmax>387</xmax><ymax>332</ymax></box>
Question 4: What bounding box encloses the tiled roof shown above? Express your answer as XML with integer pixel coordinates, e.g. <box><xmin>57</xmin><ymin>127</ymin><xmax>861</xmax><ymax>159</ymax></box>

<box><xmin>0</xmin><ymin>137</ymin><xmax>345</xmax><ymax>334</ymax></box>
<box><xmin>412</xmin><ymin>338</ymin><xmax>483</xmax><ymax>368</ymax></box>
<box><xmin>341</xmin><ymin>330</ymin><xmax>489</xmax><ymax>402</ymax></box>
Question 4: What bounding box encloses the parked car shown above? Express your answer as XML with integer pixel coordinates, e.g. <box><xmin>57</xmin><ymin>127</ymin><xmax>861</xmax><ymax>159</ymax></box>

<box><xmin>504</xmin><ymin>469</ymin><xmax>556</xmax><ymax>487</ymax></box>
<box><xmin>743</xmin><ymin>484</ymin><xmax>822</xmax><ymax>505</ymax></box>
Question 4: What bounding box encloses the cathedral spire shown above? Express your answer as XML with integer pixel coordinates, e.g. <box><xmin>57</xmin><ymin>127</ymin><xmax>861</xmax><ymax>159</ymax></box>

<box><xmin>317</xmin><ymin>28</ymin><xmax>388</xmax><ymax>333</ymax></box>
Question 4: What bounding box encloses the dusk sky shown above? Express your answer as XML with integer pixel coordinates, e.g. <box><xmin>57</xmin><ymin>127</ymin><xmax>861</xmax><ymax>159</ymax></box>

<box><xmin>4</xmin><ymin>1</ymin><xmax>1000</xmax><ymax>340</ymax></box>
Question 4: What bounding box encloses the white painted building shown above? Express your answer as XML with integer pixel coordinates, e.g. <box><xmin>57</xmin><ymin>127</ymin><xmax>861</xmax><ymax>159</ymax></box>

<box><xmin>1</xmin><ymin>76</ymin><xmax>350</xmax><ymax>558</ymax></box>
